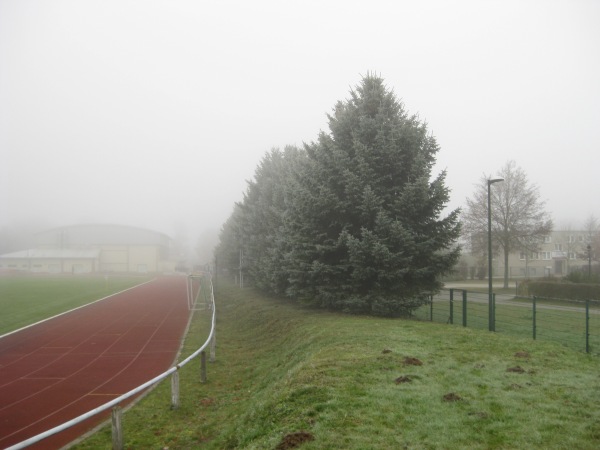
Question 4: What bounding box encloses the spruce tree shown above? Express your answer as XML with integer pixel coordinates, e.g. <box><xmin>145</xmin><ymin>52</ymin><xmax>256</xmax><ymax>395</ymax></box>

<box><xmin>235</xmin><ymin>146</ymin><xmax>304</xmax><ymax>293</ymax></box>
<box><xmin>285</xmin><ymin>74</ymin><xmax>461</xmax><ymax>315</ymax></box>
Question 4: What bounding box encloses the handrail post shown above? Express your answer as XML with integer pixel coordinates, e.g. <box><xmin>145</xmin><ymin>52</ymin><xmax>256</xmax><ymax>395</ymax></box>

<box><xmin>171</xmin><ymin>370</ymin><xmax>180</xmax><ymax>409</ymax></box>
<box><xmin>200</xmin><ymin>351</ymin><xmax>207</xmax><ymax>383</ymax></box>
<box><xmin>210</xmin><ymin>330</ymin><xmax>216</xmax><ymax>363</ymax></box>
<box><xmin>111</xmin><ymin>406</ymin><xmax>123</xmax><ymax>450</ymax></box>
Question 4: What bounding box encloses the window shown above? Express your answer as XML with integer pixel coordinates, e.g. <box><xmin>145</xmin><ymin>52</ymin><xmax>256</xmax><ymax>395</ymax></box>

<box><xmin>519</xmin><ymin>252</ymin><xmax>526</xmax><ymax>260</ymax></box>
<box><xmin>544</xmin><ymin>236</ymin><xmax>552</xmax><ymax>243</ymax></box>
<box><xmin>569</xmin><ymin>252</ymin><xmax>576</xmax><ymax>260</ymax></box>
<box><xmin>541</xmin><ymin>252</ymin><xmax>551</xmax><ymax>260</ymax></box>
<box><xmin>569</xmin><ymin>235</ymin><xmax>575</xmax><ymax>243</ymax></box>
<box><xmin>554</xmin><ymin>244</ymin><xmax>563</xmax><ymax>251</ymax></box>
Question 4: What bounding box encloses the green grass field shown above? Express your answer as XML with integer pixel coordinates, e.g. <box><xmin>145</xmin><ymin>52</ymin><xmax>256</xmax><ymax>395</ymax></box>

<box><xmin>0</xmin><ymin>275</ymin><xmax>151</xmax><ymax>335</ymax></box>
<box><xmin>69</xmin><ymin>281</ymin><xmax>600</xmax><ymax>449</ymax></box>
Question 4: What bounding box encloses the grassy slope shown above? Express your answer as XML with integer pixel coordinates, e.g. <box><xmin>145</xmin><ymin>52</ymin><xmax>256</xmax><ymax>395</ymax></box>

<box><xmin>73</xmin><ymin>281</ymin><xmax>600</xmax><ymax>449</ymax></box>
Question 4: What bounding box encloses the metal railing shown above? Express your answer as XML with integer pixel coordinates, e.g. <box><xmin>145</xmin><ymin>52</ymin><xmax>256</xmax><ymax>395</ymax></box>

<box><xmin>7</xmin><ymin>274</ymin><xmax>216</xmax><ymax>450</ymax></box>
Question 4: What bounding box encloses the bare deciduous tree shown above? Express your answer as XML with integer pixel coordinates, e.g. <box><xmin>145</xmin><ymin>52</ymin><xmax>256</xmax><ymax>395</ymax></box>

<box><xmin>583</xmin><ymin>215</ymin><xmax>600</xmax><ymax>262</ymax></box>
<box><xmin>462</xmin><ymin>160</ymin><xmax>553</xmax><ymax>287</ymax></box>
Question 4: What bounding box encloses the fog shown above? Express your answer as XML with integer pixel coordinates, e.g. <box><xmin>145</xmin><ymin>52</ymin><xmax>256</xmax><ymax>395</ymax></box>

<box><xmin>1</xmin><ymin>0</ymin><xmax>599</xmax><ymax>261</ymax></box>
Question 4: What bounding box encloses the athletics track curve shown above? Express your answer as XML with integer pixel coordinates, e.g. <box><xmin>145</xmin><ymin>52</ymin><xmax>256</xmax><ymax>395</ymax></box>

<box><xmin>0</xmin><ymin>276</ymin><xmax>192</xmax><ymax>449</ymax></box>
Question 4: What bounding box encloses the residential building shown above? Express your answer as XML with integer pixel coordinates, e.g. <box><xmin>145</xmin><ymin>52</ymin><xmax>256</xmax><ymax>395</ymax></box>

<box><xmin>505</xmin><ymin>229</ymin><xmax>594</xmax><ymax>278</ymax></box>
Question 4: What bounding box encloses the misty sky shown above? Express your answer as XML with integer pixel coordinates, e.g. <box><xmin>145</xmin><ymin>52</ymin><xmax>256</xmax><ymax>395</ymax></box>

<box><xmin>1</xmin><ymin>0</ymin><xmax>599</xmax><ymax>249</ymax></box>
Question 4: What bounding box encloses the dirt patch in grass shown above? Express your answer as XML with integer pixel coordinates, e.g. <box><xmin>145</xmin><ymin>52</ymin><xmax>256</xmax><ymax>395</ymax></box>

<box><xmin>443</xmin><ymin>392</ymin><xmax>462</xmax><ymax>402</ymax></box>
<box><xmin>275</xmin><ymin>431</ymin><xmax>315</xmax><ymax>449</ymax></box>
<box><xmin>514</xmin><ymin>351</ymin><xmax>530</xmax><ymax>358</ymax></box>
<box><xmin>403</xmin><ymin>357</ymin><xmax>423</xmax><ymax>366</ymax></box>
<box><xmin>382</xmin><ymin>349</ymin><xmax>392</xmax><ymax>354</ymax></box>
<box><xmin>507</xmin><ymin>366</ymin><xmax>526</xmax><ymax>373</ymax></box>
<box><xmin>468</xmin><ymin>411</ymin><xmax>489</xmax><ymax>419</ymax></box>
<box><xmin>199</xmin><ymin>397</ymin><xmax>216</xmax><ymax>407</ymax></box>
<box><xmin>395</xmin><ymin>375</ymin><xmax>412</xmax><ymax>384</ymax></box>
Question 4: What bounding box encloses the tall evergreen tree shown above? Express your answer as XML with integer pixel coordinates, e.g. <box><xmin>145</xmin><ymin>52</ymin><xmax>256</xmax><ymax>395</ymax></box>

<box><xmin>285</xmin><ymin>74</ymin><xmax>461</xmax><ymax>315</ymax></box>
<box><xmin>214</xmin><ymin>203</ymin><xmax>244</xmax><ymax>282</ymax></box>
<box><xmin>237</xmin><ymin>146</ymin><xmax>304</xmax><ymax>294</ymax></box>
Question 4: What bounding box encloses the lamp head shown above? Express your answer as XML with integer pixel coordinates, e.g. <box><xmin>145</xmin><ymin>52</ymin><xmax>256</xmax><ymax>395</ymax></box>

<box><xmin>488</xmin><ymin>178</ymin><xmax>504</xmax><ymax>186</ymax></box>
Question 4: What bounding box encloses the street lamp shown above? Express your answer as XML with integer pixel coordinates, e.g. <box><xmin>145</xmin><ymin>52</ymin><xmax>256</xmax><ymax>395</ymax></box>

<box><xmin>488</xmin><ymin>178</ymin><xmax>504</xmax><ymax>331</ymax></box>
<box><xmin>588</xmin><ymin>244</ymin><xmax>592</xmax><ymax>280</ymax></box>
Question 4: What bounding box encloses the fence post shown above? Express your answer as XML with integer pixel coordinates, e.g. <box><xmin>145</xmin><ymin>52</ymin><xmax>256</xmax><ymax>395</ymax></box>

<box><xmin>200</xmin><ymin>351</ymin><xmax>207</xmax><ymax>383</ymax></box>
<box><xmin>533</xmin><ymin>295</ymin><xmax>537</xmax><ymax>340</ymax></box>
<box><xmin>586</xmin><ymin>300</ymin><xmax>590</xmax><ymax>353</ymax></box>
<box><xmin>430</xmin><ymin>295</ymin><xmax>433</xmax><ymax>321</ymax></box>
<box><xmin>449</xmin><ymin>289</ymin><xmax>454</xmax><ymax>325</ymax></box>
<box><xmin>462</xmin><ymin>290</ymin><xmax>467</xmax><ymax>327</ymax></box>
<box><xmin>111</xmin><ymin>406</ymin><xmax>123</xmax><ymax>450</ymax></box>
<box><xmin>171</xmin><ymin>370</ymin><xmax>180</xmax><ymax>409</ymax></box>
<box><xmin>210</xmin><ymin>330</ymin><xmax>216</xmax><ymax>363</ymax></box>
<box><xmin>492</xmin><ymin>293</ymin><xmax>496</xmax><ymax>332</ymax></box>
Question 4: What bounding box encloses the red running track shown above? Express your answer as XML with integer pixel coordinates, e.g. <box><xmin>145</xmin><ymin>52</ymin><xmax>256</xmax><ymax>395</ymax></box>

<box><xmin>0</xmin><ymin>276</ymin><xmax>192</xmax><ymax>449</ymax></box>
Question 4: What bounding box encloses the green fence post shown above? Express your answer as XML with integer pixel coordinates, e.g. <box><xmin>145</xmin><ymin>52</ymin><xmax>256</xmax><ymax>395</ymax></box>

<box><xmin>462</xmin><ymin>290</ymin><xmax>467</xmax><ymax>327</ymax></box>
<box><xmin>449</xmin><ymin>289</ymin><xmax>454</xmax><ymax>325</ymax></box>
<box><xmin>430</xmin><ymin>295</ymin><xmax>433</xmax><ymax>321</ymax></box>
<box><xmin>586</xmin><ymin>300</ymin><xmax>590</xmax><ymax>354</ymax></box>
<box><xmin>533</xmin><ymin>295</ymin><xmax>537</xmax><ymax>340</ymax></box>
<box><xmin>492</xmin><ymin>293</ymin><xmax>496</xmax><ymax>332</ymax></box>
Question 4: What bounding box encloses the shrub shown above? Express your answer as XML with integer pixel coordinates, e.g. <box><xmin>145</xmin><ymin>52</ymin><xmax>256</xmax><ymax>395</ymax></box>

<box><xmin>518</xmin><ymin>279</ymin><xmax>600</xmax><ymax>300</ymax></box>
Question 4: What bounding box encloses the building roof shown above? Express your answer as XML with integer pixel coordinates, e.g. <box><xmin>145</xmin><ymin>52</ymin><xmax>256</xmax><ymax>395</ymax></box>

<box><xmin>35</xmin><ymin>224</ymin><xmax>171</xmax><ymax>247</ymax></box>
<box><xmin>0</xmin><ymin>249</ymin><xmax>100</xmax><ymax>259</ymax></box>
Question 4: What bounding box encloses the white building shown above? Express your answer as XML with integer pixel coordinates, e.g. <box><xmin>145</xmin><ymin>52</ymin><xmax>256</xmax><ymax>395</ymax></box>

<box><xmin>0</xmin><ymin>224</ymin><xmax>176</xmax><ymax>274</ymax></box>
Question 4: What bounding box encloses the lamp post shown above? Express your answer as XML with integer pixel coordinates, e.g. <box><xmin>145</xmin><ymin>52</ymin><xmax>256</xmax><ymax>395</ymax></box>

<box><xmin>488</xmin><ymin>178</ymin><xmax>504</xmax><ymax>331</ymax></box>
<box><xmin>588</xmin><ymin>244</ymin><xmax>592</xmax><ymax>280</ymax></box>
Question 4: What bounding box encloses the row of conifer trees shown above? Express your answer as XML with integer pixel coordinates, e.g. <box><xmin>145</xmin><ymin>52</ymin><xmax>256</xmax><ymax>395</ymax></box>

<box><xmin>215</xmin><ymin>74</ymin><xmax>461</xmax><ymax>316</ymax></box>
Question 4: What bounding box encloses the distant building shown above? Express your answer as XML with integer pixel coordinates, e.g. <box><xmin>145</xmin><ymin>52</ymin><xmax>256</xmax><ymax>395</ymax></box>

<box><xmin>504</xmin><ymin>230</ymin><xmax>595</xmax><ymax>278</ymax></box>
<box><xmin>461</xmin><ymin>229</ymin><xmax>597</xmax><ymax>280</ymax></box>
<box><xmin>0</xmin><ymin>224</ymin><xmax>177</xmax><ymax>274</ymax></box>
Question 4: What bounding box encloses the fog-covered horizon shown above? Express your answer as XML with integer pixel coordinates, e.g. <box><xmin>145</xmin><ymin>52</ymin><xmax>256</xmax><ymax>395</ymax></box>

<box><xmin>2</xmin><ymin>1</ymin><xmax>599</xmax><ymax>255</ymax></box>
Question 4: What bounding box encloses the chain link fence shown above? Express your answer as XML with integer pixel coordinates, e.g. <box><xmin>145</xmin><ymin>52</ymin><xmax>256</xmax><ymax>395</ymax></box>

<box><xmin>413</xmin><ymin>288</ymin><xmax>599</xmax><ymax>354</ymax></box>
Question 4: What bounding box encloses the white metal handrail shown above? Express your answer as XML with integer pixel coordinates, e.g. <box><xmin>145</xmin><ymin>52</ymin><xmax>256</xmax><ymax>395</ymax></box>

<box><xmin>7</xmin><ymin>274</ymin><xmax>216</xmax><ymax>450</ymax></box>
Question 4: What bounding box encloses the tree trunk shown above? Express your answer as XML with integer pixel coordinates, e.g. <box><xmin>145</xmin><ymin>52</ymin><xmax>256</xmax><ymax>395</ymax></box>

<box><xmin>503</xmin><ymin>246</ymin><xmax>510</xmax><ymax>288</ymax></box>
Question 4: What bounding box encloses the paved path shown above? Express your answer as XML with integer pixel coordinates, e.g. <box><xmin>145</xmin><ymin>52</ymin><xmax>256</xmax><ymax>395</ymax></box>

<box><xmin>0</xmin><ymin>276</ymin><xmax>191</xmax><ymax>449</ymax></box>
<box><xmin>441</xmin><ymin>283</ymin><xmax>599</xmax><ymax>314</ymax></box>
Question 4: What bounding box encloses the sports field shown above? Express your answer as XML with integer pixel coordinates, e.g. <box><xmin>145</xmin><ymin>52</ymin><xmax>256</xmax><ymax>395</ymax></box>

<box><xmin>0</xmin><ymin>275</ymin><xmax>152</xmax><ymax>335</ymax></box>
<box><xmin>0</xmin><ymin>275</ymin><xmax>191</xmax><ymax>449</ymax></box>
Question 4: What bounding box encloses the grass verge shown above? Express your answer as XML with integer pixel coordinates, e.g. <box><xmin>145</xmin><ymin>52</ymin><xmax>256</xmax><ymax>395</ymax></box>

<box><xmin>72</xmin><ymin>281</ymin><xmax>600</xmax><ymax>449</ymax></box>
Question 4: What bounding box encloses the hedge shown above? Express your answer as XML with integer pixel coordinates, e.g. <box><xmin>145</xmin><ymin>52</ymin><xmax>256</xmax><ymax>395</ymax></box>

<box><xmin>517</xmin><ymin>279</ymin><xmax>600</xmax><ymax>301</ymax></box>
